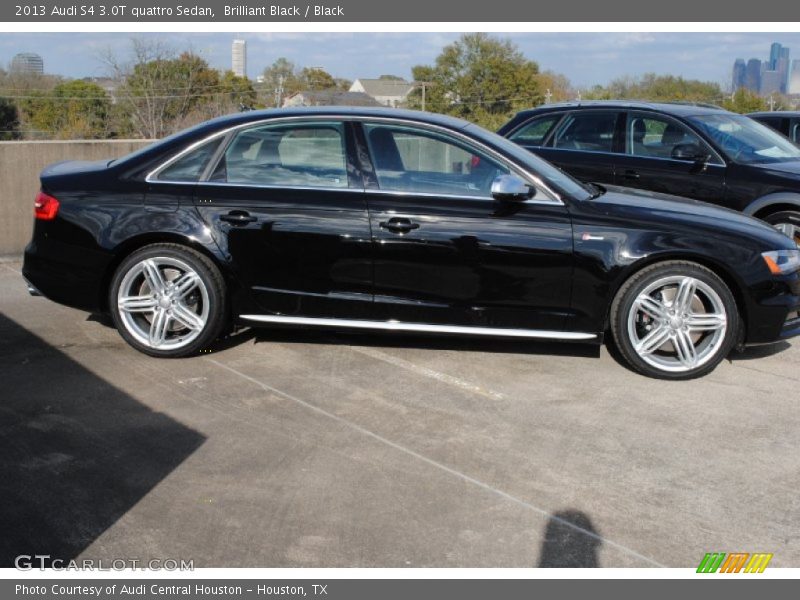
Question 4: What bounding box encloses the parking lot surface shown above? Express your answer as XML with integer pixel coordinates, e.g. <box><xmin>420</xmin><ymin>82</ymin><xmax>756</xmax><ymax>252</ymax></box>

<box><xmin>1</xmin><ymin>260</ymin><xmax>798</xmax><ymax>568</ymax></box>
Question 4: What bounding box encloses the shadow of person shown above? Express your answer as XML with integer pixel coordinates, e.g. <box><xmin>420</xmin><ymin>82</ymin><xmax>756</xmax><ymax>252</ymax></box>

<box><xmin>538</xmin><ymin>510</ymin><xmax>601</xmax><ymax>568</ymax></box>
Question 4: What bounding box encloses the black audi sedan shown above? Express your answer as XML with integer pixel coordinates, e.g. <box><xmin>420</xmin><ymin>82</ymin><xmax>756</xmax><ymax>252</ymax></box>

<box><xmin>22</xmin><ymin>107</ymin><xmax>800</xmax><ymax>379</ymax></box>
<box><xmin>498</xmin><ymin>101</ymin><xmax>800</xmax><ymax>244</ymax></box>
<box><xmin>749</xmin><ymin>111</ymin><xmax>800</xmax><ymax>145</ymax></box>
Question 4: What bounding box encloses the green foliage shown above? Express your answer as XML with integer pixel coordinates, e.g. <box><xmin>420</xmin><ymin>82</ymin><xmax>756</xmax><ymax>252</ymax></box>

<box><xmin>0</xmin><ymin>97</ymin><xmax>20</xmax><ymax>140</ymax></box>
<box><xmin>722</xmin><ymin>88</ymin><xmax>769</xmax><ymax>114</ymax></box>
<box><xmin>298</xmin><ymin>67</ymin><xmax>337</xmax><ymax>91</ymax></box>
<box><xmin>406</xmin><ymin>33</ymin><xmax>543</xmax><ymax>129</ymax></box>
<box><xmin>583</xmin><ymin>73</ymin><xmax>723</xmax><ymax>104</ymax></box>
<box><xmin>20</xmin><ymin>80</ymin><xmax>110</xmax><ymax>139</ymax></box>
<box><xmin>219</xmin><ymin>71</ymin><xmax>257</xmax><ymax>108</ymax></box>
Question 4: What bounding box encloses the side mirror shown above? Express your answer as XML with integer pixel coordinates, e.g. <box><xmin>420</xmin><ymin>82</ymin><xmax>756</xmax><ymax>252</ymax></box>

<box><xmin>671</xmin><ymin>143</ymin><xmax>707</xmax><ymax>162</ymax></box>
<box><xmin>491</xmin><ymin>175</ymin><xmax>533</xmax><ymax>201</ymax></box>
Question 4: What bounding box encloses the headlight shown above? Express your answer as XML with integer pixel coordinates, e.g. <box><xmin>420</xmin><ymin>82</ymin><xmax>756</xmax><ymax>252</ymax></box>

<box><xmin>762</xmin><ymin>249</ymin><xmax>800</xmax><ymax>275</ymax></box>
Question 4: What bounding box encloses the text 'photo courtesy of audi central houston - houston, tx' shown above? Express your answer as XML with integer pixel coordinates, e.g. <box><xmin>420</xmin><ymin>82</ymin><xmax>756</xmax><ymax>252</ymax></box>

<box><xmin>22</xmin><ymin>107</ymin><xmax>800</xmax><ymax>379</ymax></box>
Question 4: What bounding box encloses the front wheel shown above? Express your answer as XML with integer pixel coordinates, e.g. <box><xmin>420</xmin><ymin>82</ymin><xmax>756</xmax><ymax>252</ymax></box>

<box><xmin>109</xmin><ymin>244</ymin><xmax>227</xmax><ymax>357</ymax></box>
<box><xmin>610</xmin><ymin>261</ymin><xmax>739</xmax><ymax>380</ymax></box>
<box><xmin>763</xmin><ymin>211</ymin><xmax>800</xmax><ymax>246</ymax></box>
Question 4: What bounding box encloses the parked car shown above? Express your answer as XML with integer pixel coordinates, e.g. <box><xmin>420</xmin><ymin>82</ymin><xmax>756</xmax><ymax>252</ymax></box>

<box><xmin>748</xmin><ymin>111</ymin><xmax>800</xmax><ymax>145</ymax></box>
<box><xmin>498</xmin><ymin>101</ymin><xmax>800</xmax><ymax>244</ymax></box>
<box><xmin>23</xmin><ymin>107</ymin><xmax>800</xmax><ymax>379</ymax></box>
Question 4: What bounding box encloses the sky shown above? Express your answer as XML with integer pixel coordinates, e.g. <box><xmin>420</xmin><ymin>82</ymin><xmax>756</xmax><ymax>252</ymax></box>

<box><xmin>2</xmin><ymin>32</ymin><xmax>800</xmax><ymax>88</ymax></box>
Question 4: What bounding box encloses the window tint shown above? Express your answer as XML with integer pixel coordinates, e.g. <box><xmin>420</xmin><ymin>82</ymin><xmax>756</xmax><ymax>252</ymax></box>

<box><xmin>364</xmin><ymin>124</ymin><xmax>509</xmax><ymax>197</ymax></box>
<box><xmin>626</xmin><ymin>113</ymin><xmax>707</xmax><ymax>159</ymax></box>
<box><xmin>792</xmin><ymin>120</ymin><xmax>800</xmax><ymax>143</ymax></box>
<box><xmin>688</xmin><ymin>113</ymin><xmax>800</xmax><ymax>164</ymax></box>
<box><xmin>509</xmin><ymin>115</ymin><xmax>560</xmax><ymax>146</ymax></box>
<box><xmin>552</xmin><ymin>112</ymin><xmax>618</xmax><ymax>153</ymax></box>
<box><xmin>211</xmin><ymin>122</ymin><xmax>348</xmax><ymax>188</ymax></box>
<box><xmin>157</xmin><ymin>138</ymin><xmax>220</xmax><ymax>182</ymax></box>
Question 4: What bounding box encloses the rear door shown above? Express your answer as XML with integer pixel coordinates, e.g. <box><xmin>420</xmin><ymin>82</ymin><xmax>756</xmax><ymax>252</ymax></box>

<box><xmin>356</xmin><ymin>120</ymin><xmax>574</xmax><ymax>332</ymax></box>
<box><xmin>613</xmin><ymin>111</ymin><xmax>727</xmax><ymax>203</ymax></box>
<box><xmin>528</xmin><ymin>110</ymin><xmax>622</xmax><ymax>185</ymax></box>
<box><xmin>190</xmin><ymin>119</ymin><xmax>374</xmax><ymax>319</ymax></box>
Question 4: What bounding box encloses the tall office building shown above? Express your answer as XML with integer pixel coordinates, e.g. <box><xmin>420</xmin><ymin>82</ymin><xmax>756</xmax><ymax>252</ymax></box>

<box><xmin>232</xmin><ymin>39</ymin><xmax>247</xmax><ymax>78</ymax></box>
<box><xmin>767</xmin><ymin>42</ymin><xmax>791</xmax><ymax>93</ymax></box>
<box><xmin>745</xmin><ymin>58</ymin><xmax>762</xmax><ymax>93</ymax></box>
<box><xmin>732</xmin><ymin>59</ymin><xmax>746</xmax><ymax>91</ymax></box>
<box><xmin>789</xmin><ymin>60</ymin><xmax>800</xmax><ymax>95</ymax></box>
<box><xmin>10</xmin><ymin>52</ymin><xmax>44</xmax><ymax>75</ymax></box>
<box><xmin>760</xmin><ymin>66</ymin><xmax>782</xmax><ymax>96</ymax></box>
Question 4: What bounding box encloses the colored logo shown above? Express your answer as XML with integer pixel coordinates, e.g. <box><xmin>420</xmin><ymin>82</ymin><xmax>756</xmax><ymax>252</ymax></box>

<box><xmin>697</xmin><ymin>552</ymin><xmax>773</xmax><ymax>573</ymax></box>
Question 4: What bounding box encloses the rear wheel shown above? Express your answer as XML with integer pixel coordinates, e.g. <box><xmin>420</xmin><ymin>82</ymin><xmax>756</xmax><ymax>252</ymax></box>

<box><xmin>109</xmin><ymin>244</ymin><xmax>227</xmax><ymax>357</ymax></box>
<box><xmin>763</xmin><ymin>211</ymin><xmax>800</xmax><ymax>246</ymax></box>
<box><xmin>610</xmin><ymin>261</ymin><xmax>739</xmax><ymax>379</ymax></box>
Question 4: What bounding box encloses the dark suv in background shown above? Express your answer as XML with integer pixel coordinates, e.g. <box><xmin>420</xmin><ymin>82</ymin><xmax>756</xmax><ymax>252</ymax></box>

<box><xmin>749</xmin><ymin>111</ymin><xmax>800</xmax><ymax>145</ymax></box>
<box><xmin>499</xmin><ymin>101</ymin><xmax>800</xmax><ymax>244</ymax></box>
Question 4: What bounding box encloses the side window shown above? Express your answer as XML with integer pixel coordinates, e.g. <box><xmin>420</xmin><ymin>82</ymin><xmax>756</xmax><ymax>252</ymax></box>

<box><xmin>509</xmin><ymin>115</ymin><xmax>561</xmax><ymax>147</ymax></box>
<box><xmin>552</xmin><ymin>112</ymin><xmax>618</xmax><ymax>153</ymax></box>
<box><xmin>626</xmin><ymin>113</ymin><xmax>707</xmax><ymax>160</ymax></box>
<box><xmin>157</xmin><ymin>138</ymin><xmax>220</xmax><ymax>182</ymax></box>
<box><xmin>363</xmin><ymin>124</ymin><xmax>509</xmax><ymax>198</ymax></box>
<box><xmin>791</xmin><ymin>120</ymin><xmax>800</xmax><ymax>143</ymax></box>
<box><xmin>210</xmin><ymin>122</ymin><xmax>348</xmax><ymax>188</ymax></box>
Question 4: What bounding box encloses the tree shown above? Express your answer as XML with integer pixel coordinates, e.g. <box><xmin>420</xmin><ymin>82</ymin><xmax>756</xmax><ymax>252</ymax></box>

<box><xmin>260</xmin><ymin>57</ymin><xmax>301</xmax><ymax>106</ymax></box>
<box><xmin>583</xmin><ymin>73</ymin><xmax>723</xmax><ymax>104</ymax></box>
<box><xmin>722</xmin><ymin>88</ymin><xmax>769</xmax><ymax>114</ymax></box>
<box><xmin>298</xmin><ymin>67</ymin><xmax>337</xmax><ymax>91</ymax></box>
<box><xmin>406</xmin><ymin>33</ymin><xmax>542</xmax><ymax>129</ymax></box>
<box><xmin>537</xmin><ymin>70</ymin><xmax>575</xmax><ymax>103</ymax></box>
<box><xmin>378</xmin><ymin>74</ymin><xmax>405</xmax><ymax>81</ymax></box>
<box><xmin>104</xmin><ymin>39</ymin><xmax>223</xmax><ymax>138</ymax></box>
<box><xmin>19</xmin><ymin>80</ymin><xmax>110</xmax><ymax>139</ymax></box>
<box><xmin>0</xmin><ymin>97</ymin><xmax>20</xmax><ymax>140</ymax></box>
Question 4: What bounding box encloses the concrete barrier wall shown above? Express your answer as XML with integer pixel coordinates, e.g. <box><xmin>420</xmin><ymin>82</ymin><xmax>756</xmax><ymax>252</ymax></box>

<box><xmin>0</xmin><ymin>140</ymin><xmax>153</xmax><ymax>257</ymax></box>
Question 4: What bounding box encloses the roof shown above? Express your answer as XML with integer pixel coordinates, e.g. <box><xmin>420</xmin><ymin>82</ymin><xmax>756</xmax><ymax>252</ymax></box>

<box><xmin>284</xmin><ymin>90</ymin><xmax>382</xmax><ymax>107</ymax></box>
<box><xmin>351</xmin><ymin>78</ymin><xmax>414</xmax><ymax>97</ymax></box>
<box><xmin>514</xmin><ymin>100</ymin><xmax>732</xmax><ymax>119</ymax></box>
<box><xmin>748</xmin><ymin>111</ymin><xmax>800</xmax><ymax>117</ymax></box>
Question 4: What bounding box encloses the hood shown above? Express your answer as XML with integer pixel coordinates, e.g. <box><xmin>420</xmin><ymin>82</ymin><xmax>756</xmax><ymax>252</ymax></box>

<box><xmin>593</xmin><ymin>184</ymin><xmax>793</xmax><ymax>249</ymax></box>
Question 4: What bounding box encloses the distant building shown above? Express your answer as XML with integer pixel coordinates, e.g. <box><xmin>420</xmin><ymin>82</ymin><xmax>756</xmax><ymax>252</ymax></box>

<box><xmin>745</xmin><ymin>58</ymin><xmax>762</xmax><ymax>93</ymax></box>
<box><xmin>760</xmin><ymin>66</ymin><xmax>782</xmax><ymax>96</ymax></box>
<box><xmin>769</xmin><ymin>42</ymin><xmax>791</xmax><ymax>93</ymax></box>
<box><xmin>231</xmin><ymin>39</ymin><xmax>246</xmax><ymax>78</ymax></box>
<box><xmin>732</xmin><ymin>59</ymin><xmax>746</xmax><ymax>92</ymax></box>
<box><xmin>11</xmin><ymin>52</ymin><xmax>43</xmax><ymax>75</ymax></box>
<box><xmin>789</xmin><ymin>60</ymin><xmax>800</xmax><ymax>95</ymax></box>
<box><xmin>349</xmin><ymin>78</ymin><xmax>414</xmax><ymax>107</ymax></box>
<box><xmin>282</xmin><ymin>90</ymin><xmax>382</xmax><ymax>108</ymax></box>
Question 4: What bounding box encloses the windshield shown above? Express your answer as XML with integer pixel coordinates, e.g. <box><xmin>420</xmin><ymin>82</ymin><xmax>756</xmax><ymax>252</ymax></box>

<box><xmin>688</xmin><ymin>113</ymin><xmax>800</xmax><ymax>164</ymax></box>
<box><xmin>466</xmin><ymin>124</ymin><xmax>592</xmax><ymax>199</ymax></box>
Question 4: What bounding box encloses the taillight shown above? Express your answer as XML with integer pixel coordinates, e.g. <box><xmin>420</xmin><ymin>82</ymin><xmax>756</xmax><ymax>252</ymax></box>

<box><xmin>34</xmin><ymin>191</ymin><xmax>59</xmax><ymax>221</ymax></box>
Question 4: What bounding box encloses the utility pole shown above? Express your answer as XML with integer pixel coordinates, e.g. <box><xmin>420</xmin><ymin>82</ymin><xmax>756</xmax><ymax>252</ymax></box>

<box><xmin>769</xmin><ymin>94</ymin><xmax>775</xmax><ymax>111</ymax></box>
<box><xmin>275</xmin><ymin>74</ymin><xmax>285</xmax><ymax>108</ymax></box>
<box><xmin>544</xmin><ymin>88</ymin><xmax>553</xmax><ymax>104</ymax></box>
<box><xmin>414</xmin><ymin>81</ymin><xmax>433</xmax><ymax>111</ymax></box>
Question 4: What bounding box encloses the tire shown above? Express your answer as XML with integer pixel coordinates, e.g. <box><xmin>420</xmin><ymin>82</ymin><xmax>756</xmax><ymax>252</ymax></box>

<box><xmin>762</xmin><ymin>210</ymin><xmax>800</xmax><ymax>246</ymax></box>
<box><xmin>109</xmin><ymin>243</ymin><xmax>227</xmax><ymax>358</ymax></box>
<box><xmin>610</xmin><ymin>261</ymin><xmax>739</xmax><ymax>380</ymax></box>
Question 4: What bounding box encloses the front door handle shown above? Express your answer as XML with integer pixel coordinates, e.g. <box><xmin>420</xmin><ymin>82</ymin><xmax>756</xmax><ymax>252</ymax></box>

<box><xmin>380</xmin><ymin>217</ymin><xmax>420</xmax><ymax>234</ymax></box>
<box><xmin>220</xmin><ymin>210</ymin><xmax>257</xmax><ymax>225</ymax></box>
<box><xmin>623</xmin><ymin>169</ymin><xmax>640</xmax><ymax>180</ymax></box>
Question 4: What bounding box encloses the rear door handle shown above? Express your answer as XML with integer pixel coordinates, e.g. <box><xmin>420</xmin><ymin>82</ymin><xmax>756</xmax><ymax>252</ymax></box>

<box><xmin>220</xmin><ymin>210</ymin><xmax>257</xmax><ymax>225</ymax></box>
<box><xmin>380</xmin><ymin>217</ymin><xmax>420</xmax><ymax>234</ymax></box>
<box><xmin>623</xmin><ymin>170</ymin><xmax>640</xmax><ymax>180</ymax></box>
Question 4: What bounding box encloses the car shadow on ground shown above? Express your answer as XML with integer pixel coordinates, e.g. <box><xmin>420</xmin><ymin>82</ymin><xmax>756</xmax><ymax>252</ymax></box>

<box><xmin>538</xmin><ymin>510</ymin><xmax>601</xmax><ymax>567</ymax></box>
<box><xmin>0</xmin><ymin>312</ymin><xmax>205</xmax><ymax>567</ymax></box>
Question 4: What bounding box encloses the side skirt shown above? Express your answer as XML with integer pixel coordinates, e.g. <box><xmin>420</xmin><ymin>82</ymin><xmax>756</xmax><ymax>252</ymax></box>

<box><xmin>239</xmin><ymin>314</ymin><xmax>598</xmax><ymax>341</ymax></box>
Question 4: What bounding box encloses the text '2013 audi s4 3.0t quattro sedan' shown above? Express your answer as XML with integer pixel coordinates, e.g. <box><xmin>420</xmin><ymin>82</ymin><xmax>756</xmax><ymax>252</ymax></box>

<box><xmin>22</xmin><ymin>107</ymin><xmax>800</xmax><ymax>379</ymax></box>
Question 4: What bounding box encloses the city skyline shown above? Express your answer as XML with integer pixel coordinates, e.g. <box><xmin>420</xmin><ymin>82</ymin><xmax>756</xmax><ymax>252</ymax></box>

<box><xmin>732</xmin><ymin>41</ymin><xmax>799</xmax><ymax>96</ymax></box>
<box><xmin>4</xmin><ymin>32</ymin><xmax>800</xmax><ymax>90</ymax></box>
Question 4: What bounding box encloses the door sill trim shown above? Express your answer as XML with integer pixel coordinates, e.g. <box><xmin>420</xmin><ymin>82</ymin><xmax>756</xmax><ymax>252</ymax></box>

<box><xmin>239</xmin><ymin>314</ymin><xmax>597</xmax><ymax>341</ymax></box>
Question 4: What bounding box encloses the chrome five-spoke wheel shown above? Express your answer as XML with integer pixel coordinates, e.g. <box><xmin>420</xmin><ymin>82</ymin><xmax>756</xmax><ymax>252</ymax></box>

<box><xmin>611</xmin><ymin>261</ymin><xmax>739</xmax><ymax>379</ymax></box>
<box><xmin>110</xmin><ymin>244</ymin><xmax>226</xmax><ymax>357</ymax></box>
<box><xmin>627</xmin><ymin>275</ymin><xmax>727</xmax><ymax>373</ymax></box>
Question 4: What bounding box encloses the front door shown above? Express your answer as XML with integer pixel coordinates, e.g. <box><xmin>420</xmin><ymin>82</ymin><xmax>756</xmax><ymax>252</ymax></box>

<box><xmin>356</xmin><ymin>121</ymin><xmax>574</xmax><ymax>332</ymax></box>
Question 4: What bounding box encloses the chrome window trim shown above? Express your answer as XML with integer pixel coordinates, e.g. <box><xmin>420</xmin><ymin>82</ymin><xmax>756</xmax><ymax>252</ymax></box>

<box><xmin>239</xmin><ymin>314</ymin><xmax>597</xmax><ymax>340</ymax></box>
<box><xmin>145</xmin><ymin>114</ymin><xmax>564</xmax><ymax>205</ymax></box>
